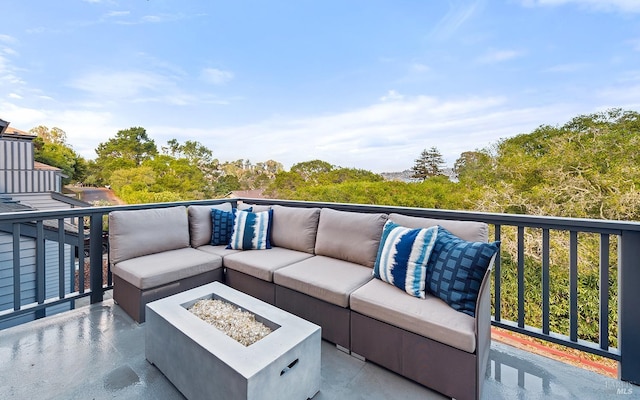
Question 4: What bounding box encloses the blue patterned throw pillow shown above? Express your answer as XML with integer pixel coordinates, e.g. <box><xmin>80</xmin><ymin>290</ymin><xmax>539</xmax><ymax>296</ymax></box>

<box><xmin>227</xmin><ymin>209</ymin><xmax>273</xmax><ymax>250</ymax></box>
<box><xmin>210</xmin><ymin>208</ymin><xmax>237</xmax><ymax>246</ymax></box>
<box><xmin>427</xmin><ymin>227</ymin><xmax>500</xmax><ymax>317</ymax></box>
<box><xmin>373</xmin><ymin>221</ymin><xmax>439</xmax><ymax>298</ymax></box>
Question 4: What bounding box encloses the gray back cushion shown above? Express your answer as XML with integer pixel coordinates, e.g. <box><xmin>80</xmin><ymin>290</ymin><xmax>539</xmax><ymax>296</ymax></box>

<box><xmin>388</xmin><ymin>213</ymin><xmax>488</xmax><ymax>242</ymax></box>
<box><xmin>271</xmin><ymin>205</ymin><xmax>321</xmax><ymax>254</ymax></box>
<box><xmin>188</xmin><ymin>203</ymin><xmax>233</xmax><ymax>248</ymax></box>
<box><xmin>109</xmin><ymin>206</ymin><xmax>189</xmax><ymax>264</ymax></box>
<box><xmin>314</xmin><ymin>208</ymin><xmax>388</xmax><ymax>268</ymax></box>
<box><xmin>238</xmin><ymin>203</ymin><xmax>272</xmax><ymax>212</ymax></box>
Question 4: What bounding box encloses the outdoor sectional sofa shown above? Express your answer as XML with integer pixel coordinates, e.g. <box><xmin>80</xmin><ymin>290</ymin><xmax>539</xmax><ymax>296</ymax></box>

<box><xmin>109</xmin><ymin>202</ymin><xmax>498</xmax><ymax>400</ymax></box>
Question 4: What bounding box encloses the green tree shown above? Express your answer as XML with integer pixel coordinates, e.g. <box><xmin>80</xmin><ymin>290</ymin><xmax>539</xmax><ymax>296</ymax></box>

<box><xmin>411</xmin><ymin>147</ymin><xmax>444</xmax><ymax>181</ymax></box>
<box><xmin>31</xmin><ymin>126</ymin><xmax>87</xmax><ymax>183</ymax></box>
<box><xmin>454</xmin><ymin>151</ymin><xmax>492</xmax><ymax>184</ymax></box>
<box><xmin>30</xmin><ymin>125</ymin><xmax>67</xmax><ymax>145</ymax></box>
<box><xmin>97</xmin><ymin>127</ymin><xmax>157</xmax><ymax>165</ymax></box>
<box><xmin>110</xmin><ymin>166</ymin><xmax>156</xmax><ymax>192</ymax></box>
<box><xmin>214</xmin><ymin>175</ymin><xmax>241</xmax><ymax>196</ymax></box>
<box><xmin>476</xmin><ymin>108</ymin><xmax>640</xmax><ymax>220</ymax></box>
<box><xmin>94</xmin><ymin>127</ymin><xmax>158</xmax><ymax>184</ymax></box>
<box><xmin>290</xmin><ymin>160</ymin><xmax>334</xmax><ymax>180</ymax></box>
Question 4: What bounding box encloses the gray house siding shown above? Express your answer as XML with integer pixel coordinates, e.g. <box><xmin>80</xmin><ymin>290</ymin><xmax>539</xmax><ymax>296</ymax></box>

<box><xmin>0</xmin><ymin>139</ymin><xmax>61</xmax><ymax>194</ymax></box>
<box><xmin>0</xmin><ymin>232</ymin><xmax>74</xmax><ymax>330</ymax></box>
<box><xmin>0</xmin><ymin>140</ymin><xmax>33</xmax><ymax>171</ymax></box>
<box><xmin>1</xmin><ymin>169</ymin><xmax>60</xmax><ymax>194</ymax></box>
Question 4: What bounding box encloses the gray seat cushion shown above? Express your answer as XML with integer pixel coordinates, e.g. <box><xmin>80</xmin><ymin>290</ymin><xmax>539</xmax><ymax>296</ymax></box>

<box><xmin>188</xmin><ymin>203</ymin><xmax>233</xmax><ymax>248</ymax></box>
<box><xmin>350</xmin><ymin>279</ymin><xmax>476</xmax><ymax>353</ymax></box>
<box><xmin>314</xmin><ymin>208</ymin><xmax>387</xmax><ymax>268</ymax></box>
<box><xmin>388</xmin><ymin>213</ymin><xmax>488</xmax><ymax>242</ymax></box>
<box><xmin>271</xmin><ymin>205</ymin><xmax>320</xmax><ymax>254</ymax></box>
<box><xmin>109</xmin><ymin>206</ymin><xmax>189</xmax><ymax>265</ymax></box>
<box><xmin>112</xmin><ymin>247</ymin><xmax>222</xmax><ymax>290</ymax></box>
<box><xmin>274</xmin><ymin>256</ymin><xmax>373</xmax><ymax>308</ymax></box>
<box><xmin>223</xmin><ymin>247</ymin><xmax>314</xmax><ymax>281</ymax></box>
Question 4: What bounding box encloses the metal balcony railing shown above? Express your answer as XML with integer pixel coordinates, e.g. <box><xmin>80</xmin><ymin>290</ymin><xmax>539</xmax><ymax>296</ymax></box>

<box><xmin>0</xmin><ymin>198</ymin><xmax>639</xmax><ymax>385</ymax></box>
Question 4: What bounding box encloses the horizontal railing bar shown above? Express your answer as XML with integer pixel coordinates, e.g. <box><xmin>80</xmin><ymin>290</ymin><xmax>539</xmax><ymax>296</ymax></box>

<box><xmin>237</xmin><ymin>198</ymin><xmax>635</xmax><ymax>234</ymax></box>
<box><xmin>493</xmin><ymin>319</ymin><xmax>621</xmax><ymax>361</ymax></box>
<box><xmin>0</xmin><ymin>291</ymin><xmax>92</xmax><ymax>322</ymax></box>
<box><xmin>0</xmin><ymin>198</ymin><xmax>235</xmax><ymax>222</ymax></box>
<box><xmin>1</xmin><ymin>197</ymin><xmax>637</xmax><ymax>234</ymax></box>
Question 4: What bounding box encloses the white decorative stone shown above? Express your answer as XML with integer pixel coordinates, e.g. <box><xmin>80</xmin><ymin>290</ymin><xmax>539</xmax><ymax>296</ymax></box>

<box><xmin>145</xmin><ymin>282</ymin><xmax>321</xmax><ymax>400</ymax></box>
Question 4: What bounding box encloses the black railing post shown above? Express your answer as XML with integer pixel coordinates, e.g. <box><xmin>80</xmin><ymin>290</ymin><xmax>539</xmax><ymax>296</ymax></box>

<box><xmin>89</xmin><ymin>213</ymin><xmax>104</xmax><ymax>304</ymax></box>
<box><xmin>618</xmin><ymin>230</ymin><xmax>640</xmax><ymax>384</ymax></box>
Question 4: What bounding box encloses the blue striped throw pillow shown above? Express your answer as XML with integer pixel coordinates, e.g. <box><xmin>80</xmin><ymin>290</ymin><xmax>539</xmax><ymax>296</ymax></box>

<box><xmin>373</xmin><ymin>221</ymin><xmax>438</xmax><ymax>298</ymax></box>
<box><xmin>227</xmin><ymin>209</ymin><xmax>273</xmax><ymax>250</ymax></box>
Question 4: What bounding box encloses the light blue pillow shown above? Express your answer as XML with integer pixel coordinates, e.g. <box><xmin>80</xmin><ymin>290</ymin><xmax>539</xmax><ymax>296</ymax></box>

<box><xmin>373</xmin><ymin>221</ymin><xmax>438</xmax><ymax>298</ymax></box>
<box><xmin>427</xmin><ymin>227</ymin><xmax>500</xmax><ymax>317</ymax></box>
<box><xmin>227</xmin><ymin>209</ymin><xmax>273</xmax><ymax>250</ymax></box>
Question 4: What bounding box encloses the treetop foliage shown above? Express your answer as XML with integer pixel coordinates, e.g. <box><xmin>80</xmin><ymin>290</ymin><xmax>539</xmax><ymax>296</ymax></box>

<box><xmin>29</xmin><ymin>108</ymin><xmax>640</xmax><ymax>223</ymax></box>
<box><xmin>31</xmin><ymin>126</ymin><xmax>85</xmax><ymax>183</ymax></box>
<box><xmin>411</xmin><ymin>146</ymin><xmax>445</xmax><ymax>181</ymax></box>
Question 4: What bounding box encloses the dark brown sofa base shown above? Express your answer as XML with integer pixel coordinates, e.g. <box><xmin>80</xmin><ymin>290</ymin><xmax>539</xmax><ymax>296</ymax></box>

<box><xmin>351</xmin><ymin>311</ymin><xmax>484</xmax><ymax>400</ymax></box>
<box><xmin>113</xmin><ymin>269</ymin><xmax>223</xmax><ymax>323</ymax></box>
<box><xmin>275</xmin><ymin>285</ymin><xmax>351</xmax><ymax>349</ymax></box>
<box><xmin>225</xmin><ymin>269</ymin><xmax>276</xmax><ymax>305</ymax></box>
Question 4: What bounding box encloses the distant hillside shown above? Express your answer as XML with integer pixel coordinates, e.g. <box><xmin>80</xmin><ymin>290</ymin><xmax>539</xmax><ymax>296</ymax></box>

<box><xmin>381</xmin><ymin>168</ymin><xmax>456</xmax><ymax>182</ymax></box>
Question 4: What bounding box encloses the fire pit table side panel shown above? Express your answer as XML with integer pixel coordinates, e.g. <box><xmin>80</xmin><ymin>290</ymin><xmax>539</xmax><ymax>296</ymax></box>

<box><xmin>248</xmin><ymin>329</ymin><xmax>321</xmax><ymax>400</ymax></box>
<box><xmin>146</xmin><ymin>306</ymin><xmax>246</xmax><ymax>400</ymax></box>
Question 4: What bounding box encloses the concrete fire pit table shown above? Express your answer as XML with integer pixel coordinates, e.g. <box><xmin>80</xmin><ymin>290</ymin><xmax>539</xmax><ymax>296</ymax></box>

<box><xmin>145</xmin><ymin>282</ymin><xmax>321</xmax><ymax>400</ymax></box>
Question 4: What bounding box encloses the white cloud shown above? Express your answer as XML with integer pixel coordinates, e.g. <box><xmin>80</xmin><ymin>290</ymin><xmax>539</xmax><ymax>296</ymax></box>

<box><xmin>148</xmin><ymin>93</ymin><xmax>578</xmax><ymax>172</ymax></box>
<box><xmin>25</xmin><ymin>27</ymin><xmax>46</xmax><ymax>34</ymax></box>
<box><xmin>201</xmin><ymin>68</ymin><xmax>234</xmax><ymax>85</ymax></box>
<box><xmin>476</xmin><ymin>49</ymin><xmax>524</xmax><ymax>64</ymax></box>
<box><xmin>544</xmin><ymin>63</ymin><xmax>589</xmax><ymax>72</ymax></box>
<box><xmin>597</xmin><ymin>83</ymin><xmax>640</xmax><ymax>109</ymax></box>
<box><xmin>1</xmin><ymin>100</ymin><xmax>118</xmax><ymax>157</ymax></box>
<box><xmin>0</xmin><ymin>90</ymin><xmax>589</xmax><ymax>171</ymax></box>
<box><xmin>521</xmin><ymin>0</ymin><xmax>640</xmax><ymax>13</ymax></box>
<box><xmin>430</xmin><ymin>0</ymin><xmax>486</xmax><ymax>41</ymax></box>
<box><xmin>105</xmin><ymin>11</ymin><xmax>130</xmax><ymax>18</ymax></box>
<box><xmin>69</xmin><ymin>70</ymin><xmax>177</xmax><ymax>99</ymax></box>
<box><xmin>8</xmin><ymin>93</ymin><xmax>22</xmax><ymax>99</ymax></box>
<box><xmin>2</xmin><ymin>47</ymin><xmax>18</xmax><ymax>56</ymax></box>
<box><xmin>133</xmin><ymin>14</ymin><xmax>189</xmax><ymax>24</ymax></box>
<box><xmin>410</xmin><ymin>63</ymin><xmax>430</xmax><ymax>73</ymax></box>
<box><xmin>379</xmin><ymin>90</ymin><xmax>404</xmax><ymax>102</ymax></box>
<box><xmin>0</xmin><ymin>34</ymin><xmax>17</xmax><ymax>44</ymax></box>
<box><xmin>0</xmin><ymin>55</ymin><xmax>25</xmax><ymax>86</ymax></box>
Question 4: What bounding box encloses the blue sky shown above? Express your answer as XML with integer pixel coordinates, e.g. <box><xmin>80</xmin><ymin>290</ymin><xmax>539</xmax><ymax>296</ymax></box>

<box><xmin>1</xmin><ymin>0</ymin><xmax>640</xmax><ymax>172</ymax></box>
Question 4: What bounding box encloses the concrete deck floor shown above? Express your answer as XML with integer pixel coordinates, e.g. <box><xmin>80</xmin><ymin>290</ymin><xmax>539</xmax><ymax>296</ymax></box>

<box><xmin>0</xmin><ymin>298</ymin><xmax>637</xmax><ymax>400</ymax></box>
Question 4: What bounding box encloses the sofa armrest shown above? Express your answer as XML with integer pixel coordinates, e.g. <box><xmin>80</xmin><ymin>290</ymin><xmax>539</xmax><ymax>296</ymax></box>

<box><xmin>474</xmin><ymin>253</ymin><xmax>496</xmax><ymax>338</ymax></box>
